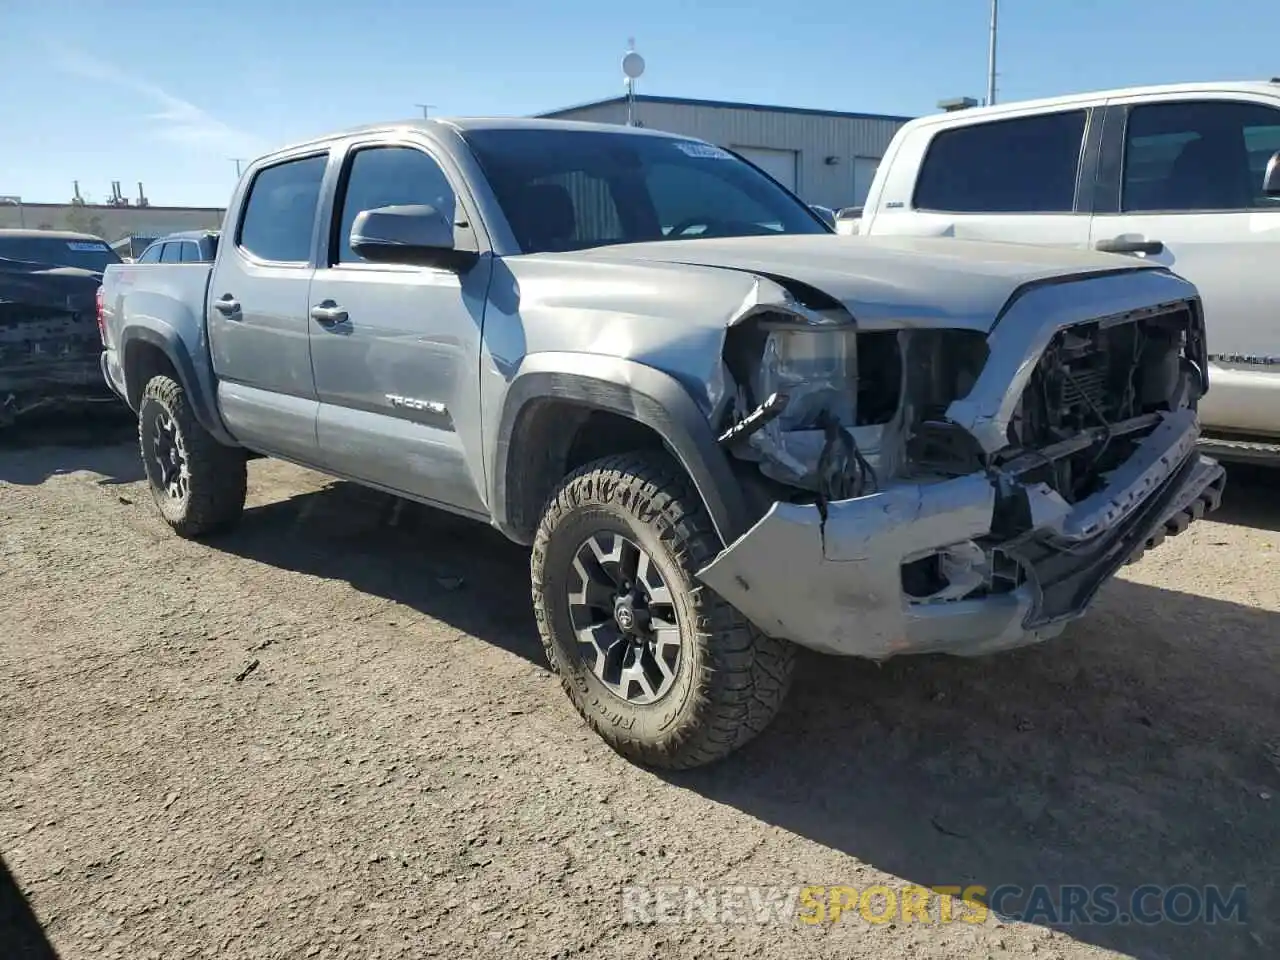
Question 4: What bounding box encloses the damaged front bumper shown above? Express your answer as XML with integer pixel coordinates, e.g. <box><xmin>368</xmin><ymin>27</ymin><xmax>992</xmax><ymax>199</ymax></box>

<box><xmin>698</xmin><ymin>408</ymin><xmax>1225</xmax><ymax>658</ymax></box>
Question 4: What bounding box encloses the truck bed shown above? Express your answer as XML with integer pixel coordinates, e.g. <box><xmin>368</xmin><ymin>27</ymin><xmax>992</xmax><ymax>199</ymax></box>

<box><xmin>98</xmin><ymin>261</ymin><xmax>215</xmax><ymax>409</ymax></box>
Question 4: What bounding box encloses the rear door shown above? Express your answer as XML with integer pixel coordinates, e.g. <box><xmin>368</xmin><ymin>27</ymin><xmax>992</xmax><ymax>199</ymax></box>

<box><xmin>208</xmin><ymin>151</ymin><xmax>330</xmax><ymax>461</ymax></box>
<box><xmin>866</xmin><ymin>107</ymin><xmax>1098</xmax><ymax>248</ymax></box>
<box><xmin>306</xmin><ymin>138</ymin><xmax>492</xmax><ymax>515</ymax></box>
<box><xmin>1091</xmin><ymin>94</ymin><xmax>1280</xmax><ymax>435</ymax></box>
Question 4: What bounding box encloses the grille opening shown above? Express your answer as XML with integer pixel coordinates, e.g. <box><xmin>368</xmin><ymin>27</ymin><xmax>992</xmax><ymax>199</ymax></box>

<box><xmin>1007</xmin><ymin>304</ymin><xmax>1197</xmax><ymax>503</ymax></box>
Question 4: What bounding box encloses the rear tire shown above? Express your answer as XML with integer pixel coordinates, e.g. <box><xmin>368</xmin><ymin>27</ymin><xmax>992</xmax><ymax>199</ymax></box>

<box><xmin>531</xmin><ymin>451</ymin><xmax>795</xmax><ymax>770</ymax></box>
<box><xmin>138</xmin><ymin>375</ymin><xmax>246</xmax><ymax>538</ymax></box>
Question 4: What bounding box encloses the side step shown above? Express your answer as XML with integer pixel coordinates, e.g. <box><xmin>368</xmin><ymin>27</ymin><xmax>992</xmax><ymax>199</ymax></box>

<box><xmin>1126</xmin><ymin>467</ymin><xmax>1227</xmax><ymax>565</ymax></box>
<box><xmin>1197</xmin><ymin>435</ymin><xmax>1280</xmax><ymax>465</ymax></box>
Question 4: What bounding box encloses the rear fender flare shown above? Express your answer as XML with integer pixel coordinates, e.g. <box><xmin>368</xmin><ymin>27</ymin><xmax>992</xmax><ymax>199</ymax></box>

<box><xmin>121</xmin><ymin>323</ymin><xmax>236</xmax><ymax>446</ymax></box>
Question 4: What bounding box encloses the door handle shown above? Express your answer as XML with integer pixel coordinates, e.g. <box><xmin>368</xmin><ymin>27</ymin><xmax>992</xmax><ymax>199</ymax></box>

<box><xmin>310</xmin><ymin>301</ymin><xmax>348</xmax><ymax>326</ymax></box>
<box><xmin>213</xmin><ymin>296</ymin><xmax>241</xmax><ymax>317</ymax></box>
<box><xmin>1095</xmin><ymin>237</ymin><xmax>1164</xmax><ymax>255</ymax></box>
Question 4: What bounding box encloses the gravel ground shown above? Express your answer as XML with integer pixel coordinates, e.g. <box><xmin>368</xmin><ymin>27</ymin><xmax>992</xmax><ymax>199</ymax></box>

<box><xmin>2</xmin><ymin>414</ymin><xmax>1277</xmax><ymax>960</ymax></box>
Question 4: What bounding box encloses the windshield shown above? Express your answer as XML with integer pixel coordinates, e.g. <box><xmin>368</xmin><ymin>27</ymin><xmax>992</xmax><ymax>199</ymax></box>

<box><xmin>0</xmin><ymin>235</ymin><xmax>122</xmax><ymax>272</ymax></box>
<box><xmin>462</xmin><ymin>128</ymin><xmax>828</xmax><ymax>254</ymax></box>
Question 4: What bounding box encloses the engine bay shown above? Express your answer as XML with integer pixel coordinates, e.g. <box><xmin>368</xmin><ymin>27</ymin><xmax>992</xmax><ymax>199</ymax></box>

<box><xmin>719</xmin><ymin>296</ymin><xmax>1203</xmax><ymax>492</ymax></box>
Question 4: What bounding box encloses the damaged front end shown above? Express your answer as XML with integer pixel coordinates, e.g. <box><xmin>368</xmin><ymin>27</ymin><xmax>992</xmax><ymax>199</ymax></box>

<box><xmin>0</xmin><ymin>260</ymin><xmax>114</xmax><ymax>426</ymax></box>
<box><xmin>699</xmin><ymin>268</ymin><xmax>1225</xmax><ymax>658</ymax></box>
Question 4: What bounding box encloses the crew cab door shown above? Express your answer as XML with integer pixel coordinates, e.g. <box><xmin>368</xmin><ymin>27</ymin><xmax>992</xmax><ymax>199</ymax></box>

<box><xmin>306</xmin><ymin>139</ymin><xmax>492</xmax><ymax>515</ymax></box>
<box><xmin>863</xmin><ymin>107</ymin><xmax>1098</xmax><ymax>248</ymax></box>
<box><xmin>1089</xmin><ymin>95</ymin><xmax>1280</xmax><ymax>436</ymax></box>
<box><xmin>208</xmin><ymin>150</ymin><xmax>329</xmax><ymax>461</ymax></box>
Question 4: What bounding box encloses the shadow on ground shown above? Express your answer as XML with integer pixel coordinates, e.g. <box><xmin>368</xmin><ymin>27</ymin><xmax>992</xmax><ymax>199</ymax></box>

<box><xmin>0</xmin><ymin>407</ymin><xmax>141</xmax><ymax>486</ymax></box>
<box><xmin>0</xmin><ymin>856</ymin><xmax>59</xmax><ymax>960</ymax></box>
<box><xmin>214</xmin><ymin>480</ymin><xmax>544</xmax><ymax>665</ymax></box>
<box><xmin>670</xmin><ymin>576</ymin><xmax>1279</xmax><ymax>959</ymax></box>
<box><xmin>207</xmin><ymin>476</ymin><xmax>1280</xmax><ymax>959</ymax></box>
<box><xmin>1212</xmin><ymin>462</ymin><xmax>1280</xmax><ymax>533</ymax></box>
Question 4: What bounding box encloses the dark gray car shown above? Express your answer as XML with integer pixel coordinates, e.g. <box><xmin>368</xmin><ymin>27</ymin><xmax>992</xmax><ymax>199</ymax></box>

<box><xmin>99</xmin><ymin>118</ymin><xmax>1224</xmax><ymax>768</ymax></box>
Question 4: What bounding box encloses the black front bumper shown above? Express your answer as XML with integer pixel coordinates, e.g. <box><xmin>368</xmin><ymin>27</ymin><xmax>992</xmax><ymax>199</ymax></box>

<box><xmin>1005</xmin><ymin>451</ymin><xmax>1226</xmax><ymax>628</ymax></box>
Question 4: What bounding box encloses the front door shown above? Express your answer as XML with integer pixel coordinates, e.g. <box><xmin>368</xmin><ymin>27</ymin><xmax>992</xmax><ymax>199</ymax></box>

<box><xmin>1091</xmin><ymin>96</ymin><xmax>1280</xmax><ymax>435</ymax></box>
<box><xmin>307</xmin><ymin>141</ymin><xmax>492</xmax><ymax>516</ymax></box>
<box><xmin>208</xmin><ymin>151</ymin><xmax>328</xmax><ymax>461</ymax></box>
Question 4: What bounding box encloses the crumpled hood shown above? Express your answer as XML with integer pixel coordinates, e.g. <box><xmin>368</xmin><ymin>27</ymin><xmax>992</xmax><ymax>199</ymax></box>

<box><xmin>573</xmin><ymin>234</ymin><xmax>1161</xmax><ymax>332</ymax></box>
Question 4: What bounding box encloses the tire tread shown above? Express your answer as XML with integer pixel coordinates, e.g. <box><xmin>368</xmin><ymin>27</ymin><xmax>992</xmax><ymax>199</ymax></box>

<box><xmin>140</xmin><ymin>375</ymin><xmax>246</xmax><ymax>538</ymax></box>
<box><xmin>531</xmin><ymin>451</ymin><xmax>795</xmax><ymax>769</ymax></box>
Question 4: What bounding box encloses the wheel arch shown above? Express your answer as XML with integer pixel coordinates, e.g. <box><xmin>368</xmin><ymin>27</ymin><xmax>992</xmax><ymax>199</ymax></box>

<box><xmin>121</xmin><ymin>324</ymin><xmax>236</xmax><ymax>446</ymax></box>
<box><xmin>491</xmin><ymin>354</ymin><xmax>749</xmax><ymax>548</ymax></box>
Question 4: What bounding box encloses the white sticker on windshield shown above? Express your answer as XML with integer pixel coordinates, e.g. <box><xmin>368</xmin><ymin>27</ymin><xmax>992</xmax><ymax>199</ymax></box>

<box><xmin>67</xmin><ymin>241</ymin><xmax>108</xmax><ymax>251</ymax></box>
<box><xmin>674</xmin><ymin>141</ymin><xmax>734</xmax><ymax>160</ymax></box>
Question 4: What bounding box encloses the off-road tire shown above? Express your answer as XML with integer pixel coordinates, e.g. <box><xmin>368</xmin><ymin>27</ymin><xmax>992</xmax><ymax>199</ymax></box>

<box><xmin>531</xmin><ymin>451</ymin><xmax>795</xmax><ymax>769</ymax></box>
<box><xmin>138</xmin><ymin>375</ymin><xmax>246</xmax><ymax>538</ymax></box>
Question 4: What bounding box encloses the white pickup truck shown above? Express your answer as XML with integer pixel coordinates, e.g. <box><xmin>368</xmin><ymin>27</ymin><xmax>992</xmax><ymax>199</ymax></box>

<box><xmin>845</xmin><ymin>80</ymin><xmax>1280</xmax><ymax>463</ymax></box>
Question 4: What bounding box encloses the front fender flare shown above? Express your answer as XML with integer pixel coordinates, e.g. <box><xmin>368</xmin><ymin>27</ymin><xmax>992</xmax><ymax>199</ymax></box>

<box><xmin>491</xmin><ymin>353</ymin><xmax>749</xmax><ymax>547</ymax></box>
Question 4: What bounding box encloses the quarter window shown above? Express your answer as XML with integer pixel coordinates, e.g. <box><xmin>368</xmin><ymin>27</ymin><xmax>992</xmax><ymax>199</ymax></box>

<box><xmin>1122</xmin><ymin>100</ymin><xmax>1280</xmax><ymax>212</ymax></box>
<box><xmin>238</xmin><ymin>154</ymin><xmax>328</xmax><ymax>263</ymax></box>
<box><xmin>159</xmin><ymin>242</ymin><xmax>182</xmax><ymax>263</ymax></box>
<box><xmin>914</xmin><ymin>110</ymin><xmax>1088</xmax><ymax>213</ymax></box>
<box><xmin>335</xmin><ymin>146</ymin><xmax>458</xmax><ymax>264</ymax></box>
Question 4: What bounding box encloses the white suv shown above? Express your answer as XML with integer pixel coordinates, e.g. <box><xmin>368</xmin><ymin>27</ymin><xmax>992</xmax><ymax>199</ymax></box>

<box><xmin>856</xmin><ymin>81</ymin><xmax>1280</xmax><ymax>462</ymax></box>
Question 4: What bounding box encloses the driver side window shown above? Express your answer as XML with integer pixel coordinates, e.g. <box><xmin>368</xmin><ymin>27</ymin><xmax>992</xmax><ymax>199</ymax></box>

<box><xmin>334</xmin><ymin>145</ymin><xmax>458</xmax><ymax>264</ymax></box>
<box><xmin>644</xmin><ymin>162</ymin><xmax>779</xmax><ymax>234</ymax></box>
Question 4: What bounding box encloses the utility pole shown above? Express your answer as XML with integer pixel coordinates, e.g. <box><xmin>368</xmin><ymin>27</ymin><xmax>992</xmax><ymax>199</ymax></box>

<box><xmin>229</xmin><ymin>158</ymin><xmax>245</xmax><ymax>177</ymax></box>
<box><xmin>986</xmin><ymin>0</ymin><xmax>999</xmax><ymax>106</ymax></box>
<box><xmin>415</xmin><ymin>103</ymin><xmax>437</xmax><ymax>118</ymax></box>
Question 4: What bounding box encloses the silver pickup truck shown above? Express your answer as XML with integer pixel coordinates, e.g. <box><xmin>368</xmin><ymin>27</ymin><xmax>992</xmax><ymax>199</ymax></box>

<box><xmin>100</xmin><ymin>118</ymin><xmax>1225</xmax><ymax>769</ymax></box>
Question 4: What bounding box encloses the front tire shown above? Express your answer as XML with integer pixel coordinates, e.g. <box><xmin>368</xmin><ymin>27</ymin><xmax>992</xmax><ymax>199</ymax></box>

<box><xmin>531</xmin><ymin>452</ymin><xmax>795</xmax><ymax>769</ymax></box>
<box><xmin>138</xmin><ymin>375</ymin><xmax>246</xmax><ymax>538</ymax></box>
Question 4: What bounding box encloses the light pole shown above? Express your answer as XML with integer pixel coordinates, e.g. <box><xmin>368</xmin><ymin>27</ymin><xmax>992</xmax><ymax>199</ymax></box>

<box><xmin>415</xmin><ymin>103</ymin><xmax>437</xmax><ymax>118</ymax></box>
<box><xmin>986</xmin><ymin>0</ymin><xmax>999</xmax><ymax>106</ymax></box>
<box><xmin>229</xmin><ymin>158</ymin><xmax>245</xmax><ymax>177</ymax></box>
<box><xmin>0</xmin><ymin>195</ymin><xmax>25</xmax><ymax>227</ymax></box>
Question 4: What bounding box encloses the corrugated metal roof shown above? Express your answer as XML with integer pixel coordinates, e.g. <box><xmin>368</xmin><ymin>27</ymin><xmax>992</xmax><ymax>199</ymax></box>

<box><xmin>537</xmin><ymin>94</ymin><xmax>914</xmax><ymax>124</ymax></box>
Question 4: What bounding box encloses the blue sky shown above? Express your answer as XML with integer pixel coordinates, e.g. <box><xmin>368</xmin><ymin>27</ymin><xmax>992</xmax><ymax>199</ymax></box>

<box><xmin>1</xmin><ymin>0</ymin><xmax>1274</xmax><ymax>207</ymax></box>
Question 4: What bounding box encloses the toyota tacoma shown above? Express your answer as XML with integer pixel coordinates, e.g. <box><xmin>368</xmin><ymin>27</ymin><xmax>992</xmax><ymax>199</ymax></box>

<box><xmin>99</xmin><ymin>118</ymin><xmax>1224</xmax><ymax>768</ymax></box>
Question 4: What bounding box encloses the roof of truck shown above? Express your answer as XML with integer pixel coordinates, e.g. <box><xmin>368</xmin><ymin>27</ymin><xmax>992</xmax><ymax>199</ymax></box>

<box><xmin>155</xmin><ymin>230</ymin><xmax>219</xmax><ymax>241</ymax></box>
<box><xmin>263</xmin><ymin>116</ymin><xmax>694</xmax><ymax>159</ymax></box>
<box><xmin>910</xmin><ymin>79</ymin><xmax>1280</xmax><ymax>129</ymax></box>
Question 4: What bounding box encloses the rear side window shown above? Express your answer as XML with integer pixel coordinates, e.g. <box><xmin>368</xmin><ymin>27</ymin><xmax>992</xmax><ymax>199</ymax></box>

<box><xmin>238</xmin><ymin>154</ymin><xmax>328</xmax><ymax>263</ymax></box>
<box><xmin>179</xmin><ymin>241</ymin><xmax>201</xmax><ymax>262</ymax></box>
<box><xmin>914</xmin><ymin>110</ymin><xmax>1088</xmax><ymax>213</ymax></box>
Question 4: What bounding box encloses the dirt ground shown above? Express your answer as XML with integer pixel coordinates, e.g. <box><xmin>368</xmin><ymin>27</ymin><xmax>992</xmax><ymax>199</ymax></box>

<box><xmin>2</xmin><ymin>413</ymin><xmax>1277</xmax><ymax>960</ymax></box>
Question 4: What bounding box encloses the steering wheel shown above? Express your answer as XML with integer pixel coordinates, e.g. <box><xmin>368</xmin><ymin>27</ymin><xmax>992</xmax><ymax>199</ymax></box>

<box><xmin>668</xmin><ymin>216</ymin><xmax>720</xmax><ymax>238</ymax></box>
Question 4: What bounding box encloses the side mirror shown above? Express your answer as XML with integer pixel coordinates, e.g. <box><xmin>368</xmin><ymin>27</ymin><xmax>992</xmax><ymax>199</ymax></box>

<box><xmin>1265</xmin><ymin>151</ymin><xmax>1280</xmax><ymax>197</ymax></box>
<box><xmin>809</xmin><ymin>204</ymin><xmax>837</xmax><ymax>230</ymax></box>
<box><xmin>350</xmin><ymin>204</ymin><xmax>476</xmax><ymax>270</ymax></box>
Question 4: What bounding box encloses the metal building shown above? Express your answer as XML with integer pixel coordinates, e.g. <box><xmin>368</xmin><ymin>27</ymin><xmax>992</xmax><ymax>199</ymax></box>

<box><xmin>536</xmin><ymin>95</ymin><xmax>913</xmax><ymax>211</ymax></box>
<box><xmin>0</xmin><ymin>201</ymin><xmax>224</xmax><ymax>245</ymax></box>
